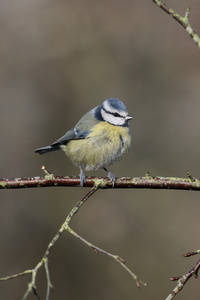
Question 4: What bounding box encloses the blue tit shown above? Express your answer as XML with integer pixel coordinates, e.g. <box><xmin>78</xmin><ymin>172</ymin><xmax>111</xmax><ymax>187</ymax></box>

<box><xmin>35</xmin><ymin>98</ymin><xmax>132</xmax><ymax>187</ymax></box>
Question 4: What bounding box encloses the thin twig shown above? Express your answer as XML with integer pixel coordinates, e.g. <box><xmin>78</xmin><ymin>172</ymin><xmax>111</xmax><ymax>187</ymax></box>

<box><xmin>152</xmin><ymin>0</ymin><xmax>200</xmax><ymax>48</ymax></box>
<box><xmin>165</xmin><ymin>251</ymin><xmax>200</xmax><ymax>300</ymax></box>
<box><xmin>67</xmin><ymin>226</ymin><xmax>146</xmax><ymax>288</ymax></box>
<box><xmin>184</xmin><ymin>249</ymin><xmax>200</xmax><ymax>257</ymax></box>
<box><xmin>0</xmin><ymin>270</ymin><xmax>32</xmax><ymax>281</ymax></box>
<box><xmin>44</xmin><ymin>258</ymin><xmax>53</xmax><ymax>300</ymax></box>
<box><xmin>0</xmin><ymin>181</ymin><xmax>146</xmax><ymax>298</ymax></box>
<box><xmin>0</xmin><ymin>185</ymin><xmax>99</xmax><ymax>299</ymax></box>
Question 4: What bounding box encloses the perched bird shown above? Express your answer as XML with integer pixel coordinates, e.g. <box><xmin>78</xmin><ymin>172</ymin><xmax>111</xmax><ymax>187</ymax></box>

<box><xmin>35</xmin><ymin>98</ymin><xmax>132</xmax><ymax>187</ymax></box>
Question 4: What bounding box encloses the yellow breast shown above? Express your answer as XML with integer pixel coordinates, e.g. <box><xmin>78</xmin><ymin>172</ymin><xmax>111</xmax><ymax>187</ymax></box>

<box><xmin>61</xmin><ymin>122</ymin><xmax>131</xmax><ymax>171</ymax></box>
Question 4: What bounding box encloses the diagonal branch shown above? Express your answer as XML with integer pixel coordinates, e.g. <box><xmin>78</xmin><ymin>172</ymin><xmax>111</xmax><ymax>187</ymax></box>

<box><xmin>165</xmin><ymin>250</ymin><xmax>200</xmax><ymax>300</ymax></box>
<box><xmin>0</xmin><ymin>182</ymin><xmax>146</xmax><ymax>299</ymax></box>
<box><xmin>152</xmin><ymin>0</ymin><xmax>200</xmax><ymax>48</ymax></box>
<box><xmin>0</xmin><ymin>184</ymin><xmax>99</xmax><ymax>299</ymax></box>
<box><xmin>67</xmin><ymin>226</ymin><xmax>146</xmax><ymax>288</ymax></box>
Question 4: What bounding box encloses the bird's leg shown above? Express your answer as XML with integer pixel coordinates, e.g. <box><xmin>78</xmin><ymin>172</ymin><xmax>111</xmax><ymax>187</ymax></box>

<box><xmin>79</xmin><ymin>165</ymin><xmax>86</xmax><ymax>187</ymax></box>
<box><xmin>103</xmin><ymin>168</ymin><xmax>115</xmax><ymax>186</ymax></box>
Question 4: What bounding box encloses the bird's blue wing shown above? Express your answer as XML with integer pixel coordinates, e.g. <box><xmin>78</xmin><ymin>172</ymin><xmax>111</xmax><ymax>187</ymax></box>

<box><xmin>53</xmin><ymin>107</ymin><xmax>99</xmax><ymax>145</ymax></box>
<box><xmin>51</xmin><ymin>128</ymin><xmax>81</xmax><ymax>146</ymax></box>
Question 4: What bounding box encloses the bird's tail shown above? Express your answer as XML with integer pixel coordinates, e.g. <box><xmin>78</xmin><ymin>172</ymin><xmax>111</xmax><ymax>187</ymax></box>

<box><xmin>34</xmin><ymin>144</ymin><xmax>60</xmax><ymax>155</ymax></box>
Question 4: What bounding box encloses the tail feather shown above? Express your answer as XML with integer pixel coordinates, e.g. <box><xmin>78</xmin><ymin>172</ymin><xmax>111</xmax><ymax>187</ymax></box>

<box><xmin>34</xmin><ymin>144</ymin><xmax>61</xmax><ymax>154</ymax></box>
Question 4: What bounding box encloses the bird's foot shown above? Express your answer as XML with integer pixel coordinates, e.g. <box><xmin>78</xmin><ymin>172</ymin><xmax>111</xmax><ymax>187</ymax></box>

<box><xmin>79</xmin><ymin>166</ymin><xmax>86</xmax><ymax>188</ymax></box>
<box><xmin>103</xmin><ymin>168</ymin><xmax>116</xmax><ymax>187</ymax></box>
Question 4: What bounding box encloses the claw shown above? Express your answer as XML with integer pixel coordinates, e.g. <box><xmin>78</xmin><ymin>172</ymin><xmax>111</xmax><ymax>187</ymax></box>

<box><xmin>103</xmin><ymin>168</ymin><xmax>116</xmax><ymax>187</ymax></box>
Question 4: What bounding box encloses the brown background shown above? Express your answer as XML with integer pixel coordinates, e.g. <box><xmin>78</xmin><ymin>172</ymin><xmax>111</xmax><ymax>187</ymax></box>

<box><xmin>1</xmin><ymin>0</ymin><xmax>200</xmax><ymax>299</ymax></box>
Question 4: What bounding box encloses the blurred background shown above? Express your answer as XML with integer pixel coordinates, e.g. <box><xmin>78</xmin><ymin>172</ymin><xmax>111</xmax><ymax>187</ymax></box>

<box><xmin>1</xmin><ymin>0</ymin><xmax>200</xmax><ymax>299</ymax></box>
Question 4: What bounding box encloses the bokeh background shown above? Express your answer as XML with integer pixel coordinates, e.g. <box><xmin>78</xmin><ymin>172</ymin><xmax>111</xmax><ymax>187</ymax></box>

<box><xmin>1</xmin><ymin>0</ymin><xmax>200</xmax><ymax>299</ymax></box>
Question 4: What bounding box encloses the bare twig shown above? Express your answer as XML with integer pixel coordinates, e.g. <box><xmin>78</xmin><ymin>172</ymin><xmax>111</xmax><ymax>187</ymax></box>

<box><xmin>67</xmin><ymin>226</ymin><xmax>146</xmax><ymax>288</ymax></box>
<box><xmin>0</xmin><ymin>270</ymin><xmax>32</xmax><ymax>281</ymax></box>
<box><xmin>0</xmin><ymin>182</ymin><xmax>145</xmax><ymax>299</ymax></box>
<box><xmin>152</xmin><ymin>0</ymin><xmax>200</xmax><ymax>48</ymax></box>
<box><xmin>1</xmin><ymin>168</ymin><xmax>200</xmax><ymax>298</ymax></box>
<box><xmin>165</xmin><ymin>251</ymin><xmax>200</xmax><ymax>300</ymax></box>
<box><xmin>0</xmin><ymin>167</ymin><xmax>200</xmax><ymax>190</ymax></box>
<box><xmin>0</xmin><ymin>185</ymin><xmax>99</xmax><ymax>299</ymax></box>
<box><xmin>184</xmin><ymin>249</ymin><xmax>200</xmax><ymax>257</ymax></box>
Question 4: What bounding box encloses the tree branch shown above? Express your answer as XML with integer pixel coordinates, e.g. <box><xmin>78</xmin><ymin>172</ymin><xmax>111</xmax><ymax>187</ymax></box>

<box><xmin>165</xmin><ymin>251</ymin><xmax>200</xmax><ymax>300</ymax></box>
<box><xmin>152</xmin><ymin>0</ymin><xmax>200</xmax><ymax>48</ymax></box>
<box><xmin>0</xmin><ymin>167</ymin><xmax>200</xmax><ymax>190</ymax></box>
<box><xmin>0</xmin><ymin>182</ymin><xmax>146</xmax><ymax>299</ymax></box>
<box><xmin>0</xmin><ymin>185</ymin><xmax>98</xmax><ymax>299</ymax></box>
<box><xmin>1</xmin><ymin>167</ymin><xmax>199</xmax><ymax>297</ymax></box>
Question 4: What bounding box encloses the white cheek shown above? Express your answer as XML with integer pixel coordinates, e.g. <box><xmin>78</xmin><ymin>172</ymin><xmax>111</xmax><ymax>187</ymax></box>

<box><xmin>101</xmin><ymin>109</ymin><xmax>124</xmax><ymax>125</ymax></box>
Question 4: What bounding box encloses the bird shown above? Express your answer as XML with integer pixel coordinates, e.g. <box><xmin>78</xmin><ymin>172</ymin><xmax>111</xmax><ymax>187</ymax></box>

<box><xmin>34</xmin><ymin>98</ymin><xmax>132</xmax><ymax>187</ymax></box>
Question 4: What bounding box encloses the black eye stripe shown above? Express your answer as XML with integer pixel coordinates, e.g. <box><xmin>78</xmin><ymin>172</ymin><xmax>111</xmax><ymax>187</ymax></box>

<box><xmin>100</xmin><ymin>107</ymin><xmax>129</xmax><ymax>127</ymax></box>
<box><xmin>113</xmin><ymin>112</ymin><xmax>121</xmax><ymax>117</ymax></box>
<box><xmin>103</xmin><ymin>108</ymin><xmax>124</xmax><ymax>118</ymax></box>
